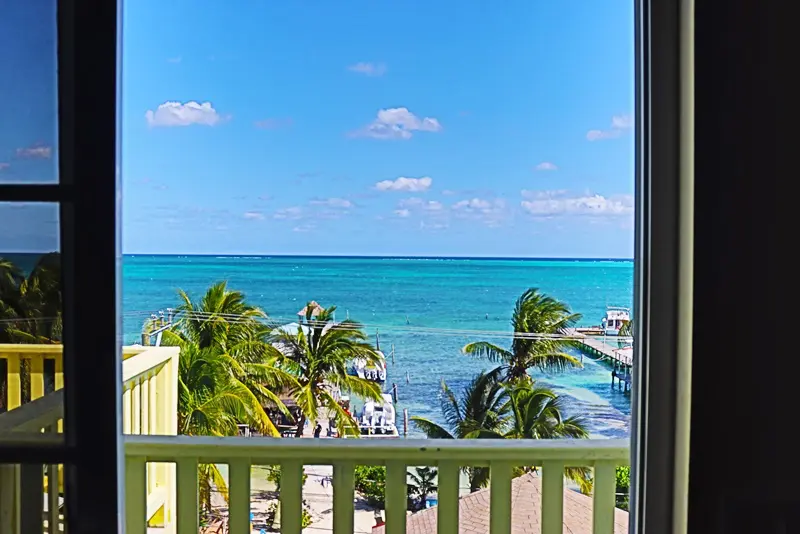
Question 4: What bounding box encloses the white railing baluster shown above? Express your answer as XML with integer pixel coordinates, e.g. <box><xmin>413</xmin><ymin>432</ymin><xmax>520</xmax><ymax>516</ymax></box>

<box><xmin>228</xmin><ymin>459</ymin><xmax>251</xmax><ymax>534</ymax></box>
<box><xmin>333</xmin><ymin>462</ymin><xmax>354</xmax><ymax>534</ymax></box>
<box><xmin>125</xmin><ymin>456</ymin><xmax>147</xmax><ymax>534</ymax></box>
<box><xmin>489</xmin><ymin>462</ymin><xmax>512</xmax><ymax>534</ymax></box>
<box><xmin>132</xmin><ymin>378</ymin><xmax>141</xmax><ymax>434</ymax></box>
<box><xmin>176</xmin><ymin>458</ymin><xmax>199</xmax><ymax>534</ymax></box>
<box><xmin>541</xmin><ymin>461</ymin><xmax>565</xmax><ymax>534</ymax></box>
<box><xmin>437</xmin><ymin>461</ymin><xmax>460</xmax><ymax>534</ymax></box>
<box><xmin>280</xmin><ymin>460</ymin><xmax>304</xmax><ymax>534</ymax></box>
<box><xmin>122</xmin><ymin>386</ymin><xmax>131</xmax><ymax>434</ymax></box>
<box><xmin>385</xmin><ymin>461</ymin><xmax>407</xmax><ymax>534</ymax></box>
<box><xmin>592</xmin><ymin>461</ymin><xmax>617</xmax><ymax>534</ymax></box>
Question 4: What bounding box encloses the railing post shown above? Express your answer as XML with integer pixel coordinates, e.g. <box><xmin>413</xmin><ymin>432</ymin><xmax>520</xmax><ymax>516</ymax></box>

<box><xmin>592</xmin><ymin>461</ymin><xmax>617</xmax><ymax>534</ymax></box>
<box><xmin>132</xmin><ymin>378</ymin><xmax>141</xmax><ymax>435</ymax></box>
<box><xmin>6</xmin><ymin>354</ymin><xmax>21</xmax><ymax>411</ymax></box>
<box><xmin>30</xmin><ymin>356</ymin><xmax>45</xmax><ymax>402</ymax></box>
<box><xmin>0</xmin><ymin>464</ymin><xmax>19</xmax><ymax>534</ymax></box>
<box><xmin>279</xmin><ymin>460</ymin><xmax>304</xmax><ymax>534</ymax></box>
<box><xmin>123</xmin><ymin>386</ymin><xmax>132</xmax><ymax>434</ymax></box>
<box><xmin>541</xmin><ymin>461</ymin><xmax>565</xmax><ymax>534</ymax></box>
<box><xmin>489</xmin><ymin>462</ymin><xmax>512</xmax><ymax>534</ymax></box>
<box><xmin>176</xmin><ymin>458</ymin><xmax>199</xmax><ymax>534</ymax></box>
<box><xmin>437</xmin><ymin>461</ymin><xmax>460</xmax><ymax>534</ymax></box>
<box><xmin>385</xmin><ymin>461</ymin><xmax>407</xmax><ymax>534</ymax></box>
<box><xmin>332</xmin><ymin>462</ymin><xmax>354</xmax><ymax>534</ymax></box>
<box><xmin>125</xmin><ymin>456</ymin><xmax>147</xmax><ymax>534</ymax></box>
<box><xmin>19</xmin><ymin>464</ymin><xmax>43</xmax><ymax>534</ymax></box>
<box><xmin>228</xmin><ymin>459</ymin><xmax>252</xmax><ymax>534</ymax></box>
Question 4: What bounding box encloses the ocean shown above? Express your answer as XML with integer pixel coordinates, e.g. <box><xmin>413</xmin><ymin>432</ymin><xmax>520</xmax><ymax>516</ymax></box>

<box><xmin>123</xmin><ymin>255</ymin><xmax>633</xmax><ymax>439</ymax></box>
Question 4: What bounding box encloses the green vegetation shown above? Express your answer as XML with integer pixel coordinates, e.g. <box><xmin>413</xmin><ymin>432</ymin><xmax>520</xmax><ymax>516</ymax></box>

<box><xmin>354</xmin><ymin>465</ymin><xmax>387</xmax><ymax>507</ymax></box>
<box><xmin>0</xmin><ymin>253</ymin><xmax>62</xmax><ymax>343</ymax></box>
<box><xmin>414</xmin><ymin>288</ymin><xmax>590</xmax><ymax>492</ymax></box>
<box><xmin>615</xmin><ymin>466</ymin><xmax>631</xmax><ymax>511</ymax></box>
<box><xmin>408</xmin><ymin>467</ymin><xmax>438</xmax><ymax>511</ymax></box>
<box><xmin>268</xmin><ymin>305</ymin><xmax>384</xmax><ymax>437</ymax></box>
<box><xmin>159</xmin><ymin>283</ymin><xmax>382</xmax><ymax>516</ymax></box>
<box><xmin>265</xmin><ymin>465</ymin><xmax>308</xmax><ymax>489</ymax></box>
<box><xmin>463</xmin><ymin>288</ymin><xmax>582</xmax><ymax>381</ymax></box>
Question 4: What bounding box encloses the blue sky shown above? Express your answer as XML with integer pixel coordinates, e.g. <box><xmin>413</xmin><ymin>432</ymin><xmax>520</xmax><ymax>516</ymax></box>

<box><xmin>2</xmin><ymin>0</ymin><xmax>635</xmax><ymax>258</ymax></box>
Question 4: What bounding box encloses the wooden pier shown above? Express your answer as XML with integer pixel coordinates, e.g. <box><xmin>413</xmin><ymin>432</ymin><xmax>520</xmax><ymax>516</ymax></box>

<box><xmin>566</xmin><ymin>328</ymin><xmax>633</xmax><ymax>393</ymax></box>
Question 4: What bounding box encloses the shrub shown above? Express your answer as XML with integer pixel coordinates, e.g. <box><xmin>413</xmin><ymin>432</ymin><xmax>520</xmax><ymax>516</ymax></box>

<box><xmin>266</xmin><ymin>465</ymin><xmax>309</xmax><ymax>490</ymax></box>
<box><xmin>615</xmin><ymin>466</ymin><xmax>630</xmax><ymax>511</ymax></box>
<box><xmin>265</xmin><ymin>501</ymin><xmax>314</xmax><ymax>529</ymax></box>
<box><xmin>354</xmin><ymin>465</ymin><xmax>386</xmax><ymax>507</ymax></box>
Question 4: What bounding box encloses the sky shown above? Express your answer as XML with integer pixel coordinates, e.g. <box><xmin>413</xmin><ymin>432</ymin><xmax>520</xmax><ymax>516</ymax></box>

<box><xmin>2</xmin><ymin>0</ymin><xmax>635</xmax><ymax>258</ymax></box>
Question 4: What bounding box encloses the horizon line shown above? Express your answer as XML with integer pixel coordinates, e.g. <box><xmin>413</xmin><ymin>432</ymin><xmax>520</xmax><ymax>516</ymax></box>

<box><xmin>122</xmin><ymin>253</ymin><xmax>634</xmax><ymax>261</ymax></box>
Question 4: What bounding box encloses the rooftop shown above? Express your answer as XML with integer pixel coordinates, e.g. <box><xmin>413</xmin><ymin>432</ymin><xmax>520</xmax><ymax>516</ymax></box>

<box><xmin>373</xmin><ymin>472</ymin><xmax>629</xmax><ymax>534</ymax></box>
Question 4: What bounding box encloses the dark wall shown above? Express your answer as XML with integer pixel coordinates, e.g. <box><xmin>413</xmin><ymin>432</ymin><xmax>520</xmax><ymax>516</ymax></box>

<box><xmin>690</xmin><ymin>1</ymin><xmax>794</xmax><ymax>532</ymax></box>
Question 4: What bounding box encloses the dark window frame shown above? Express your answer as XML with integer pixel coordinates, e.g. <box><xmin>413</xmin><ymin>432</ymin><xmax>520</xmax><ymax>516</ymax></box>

<box><xmin>0</xmin><ymin>0</ymin><xmax>123</xmax><ymax>532</ymax></box>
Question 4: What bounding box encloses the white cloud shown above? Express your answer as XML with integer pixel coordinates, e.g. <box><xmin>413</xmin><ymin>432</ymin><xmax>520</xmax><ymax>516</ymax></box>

<box><xmin>145</xmin><ymin>101</ymin><xmax>224</xmax><ymax>127</ymax></box>
<box><xmin>375</xmin><ymin>177</ymin><xmax>432</xmax><ymax>192</ymax></box>
<box><xmin>293</xmin><ymin>223</ymin><xmax>315</xmax><ymax>233</ymax></box>
<box><xmin>452</xmin><ymin>198</ymin><xmax>507</xmax><ymax>227</ymax></box>
<box><xmin>0</xmin><ymin>163</ymin><xmax>9</xmax><ymax>171</ymax></box>
<box><xmin>310</xmin><ymin>198</ymin><xmax>353</xmax><ymax>209</ymax></box>
<box><xmin>243</xmin><ymin>211</ymin><xmax>265</xmax><ymax>220</ymax></box>
<box><xmin>520</xmin><ymin>190</ymin><xmax>634</xmax><ymax>216</ymax></box>
<box><xmin>587</xmin><ymin>114</ymin><xmax>632</xmax><ymax>141</ymax></box>
<box><xmin>354</xmin><ymin>108</ymin><xmax>442</xmax><ymax>140</ymax></box>
<box><xmin>399</xmin><ymin>197</ymin><xmax>443</xmax><ymax>211</ymax></box>
<box><xmin>347</xmin><ymin>62</ymin><xmax>387</xmax><ymax>77</ymax></box>
<box><xmin>394</xmin><ymin>209</ymin><xmax>411</xmax><ymax>218</ymax></box>
<box><xmin>16</xmin><ymin>145</ymin><xmax>52</xmax><ymax>159</ymax></box>
<box><xmin>453</xmin><ymin>198</ymin><xmax>494</xmax><ymax>210</ymax></box>
<box><xmin>441</xmin><ymin>189</ymin><xmax>456</xmax><ymax>196</ymax></box>
<box><xmin>535</xmin><ymin>162</ymin><xmax>558</xmax><ymax>171</ymax></box>
<box><xmin>273</xmin><ymin>207</ymin><xmax>303</xmax><ymax>220</ymax></box>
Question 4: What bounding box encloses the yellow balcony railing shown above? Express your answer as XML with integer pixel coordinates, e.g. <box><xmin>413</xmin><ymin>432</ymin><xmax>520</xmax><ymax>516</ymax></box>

<box><xmin>124</xmin><ymin>436</ymin><xmax>630</xmax><ymax>534</ymax></box>
<box><xmin>0</xmin><ymin>344</ymin><xmax>179</xmax><ymax>534</ymax></box>
<box><xmin>0</xmin><ymin>345</ymin><xmax>63</xmax><ymax>413</ymax></box>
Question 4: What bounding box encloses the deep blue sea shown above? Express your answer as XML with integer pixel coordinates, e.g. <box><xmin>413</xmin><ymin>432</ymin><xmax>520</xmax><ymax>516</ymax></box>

<box><xmin>122</xmin><ymin>255</ymin><xmax>634</xmax><ymax>439</ymax></box>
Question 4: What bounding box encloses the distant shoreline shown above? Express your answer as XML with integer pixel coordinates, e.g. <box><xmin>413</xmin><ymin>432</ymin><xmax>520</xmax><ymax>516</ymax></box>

<box><xmin>121</xmin><ymin>253</ymin><xmax>634</xmax><ymax>262</ymax></box>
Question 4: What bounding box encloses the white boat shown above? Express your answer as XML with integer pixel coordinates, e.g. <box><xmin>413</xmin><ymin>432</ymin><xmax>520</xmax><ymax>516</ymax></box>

<box><xmin>359</xmin><ymin>393</ymin><xmax>398</xmax><ymax>436</ymax></box>
<box><xmin>351</xmin><ymin>352</ymin><xmax>387</xmax><ymax>382</ymax></box>
<box><xmin>601</xmin><ymin>306</ymin><xmax>631</xmax><ymax>336</ymax></box>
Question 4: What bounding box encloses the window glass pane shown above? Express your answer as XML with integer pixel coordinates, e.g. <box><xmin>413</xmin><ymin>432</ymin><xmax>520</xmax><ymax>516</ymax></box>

<box><xmin>121</xmin><ymin>2</ymin><xmax>635</xmax><ymax>531</ymax></box>
<box><xmin>0</xmin><ymin>1</ymin><xmax>59</xmax><ymax>184</ymax></box>
<box><xmin>0</xmin><ymin>202</ymin><xmax>63</xmax><ymax>445</ymax></box>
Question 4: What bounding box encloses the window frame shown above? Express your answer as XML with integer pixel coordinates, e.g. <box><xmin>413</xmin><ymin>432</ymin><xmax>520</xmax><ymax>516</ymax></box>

<box><xmin>0</xmin><ymin>0</ymin><xmax>693</xmax><ymax>531</ymax></box>
<box><xmin>0</xmin><ymin>0</ymin><xmax>123</xmax><ymax>531</ymax></box>
<box><xmin>629</xmin><ymin>0</ymin><xmax>693</xmax><ymax>533</ymax></box>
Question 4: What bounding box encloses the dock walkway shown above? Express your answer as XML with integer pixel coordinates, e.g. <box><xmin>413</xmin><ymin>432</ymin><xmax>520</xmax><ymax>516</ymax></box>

<box><xmin>566</xmin><ymin>328</ymin><xmax>633</xmax><ymax>392</ymax></box>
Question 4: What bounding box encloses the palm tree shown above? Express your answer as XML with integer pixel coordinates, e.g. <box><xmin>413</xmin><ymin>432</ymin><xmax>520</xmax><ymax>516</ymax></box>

<box><xmin>463</xmin><ymin>288</ymin><xmax>582</xmax><ymax>382</ymax></box>
<box><xmin>411</xmin><ymin>372</ymin><xmax>509</xmax><ymax>491</ymax></box>
<box><xmin>407</xmin><ymin>467</ymin><xmax>438</xmax><ymax>511</ymax></box>
<box><xmin>0</xmin><ymin>253</ymin><xmax>62</xmax><ymax>343</ymax></box>
<box><xmin>269</xmin><ymin>304</ymin><xmax>384</xmax><ymax>437</ymax></box>
<box><xmin>163</xmin><ymin>282</ymin><xmax>296</xmax><ymax>437</ymax></box>
<box><xmin>618</xmin><ymin>319</ymin><xmax>633</xmax><ymax>338</ymax></box>
<box><xmin>489</xmin><ymin>382</ymin><xmax>591</xmax><ymax>491</ymax></box>
<box><xmin>500</xmin><ymin>383</ymin><xmax>589</xmax><ymax>440</ymax></box>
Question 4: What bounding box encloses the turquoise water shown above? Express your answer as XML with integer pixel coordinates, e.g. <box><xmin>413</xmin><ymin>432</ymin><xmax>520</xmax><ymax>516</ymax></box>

<box><xmin>123</xmin><ymin>255</ymin><xmax>634</xmax><ymax>439</ymax></box>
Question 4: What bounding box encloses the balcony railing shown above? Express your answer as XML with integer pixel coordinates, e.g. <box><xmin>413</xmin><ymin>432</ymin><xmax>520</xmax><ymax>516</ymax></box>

<box><xmin>0</xmin><ymin>344</ymin><xmax>179</xmax><ymax>534</ymax></box>
<box><xmin>125</xmin><ymin>435</ymin><xmax>629</xmax><ymax>534</ymax></box>
<box><xmin>2</xmin><ymin>345</ymin><xmax>630</xmax><ymax>534</ymax></box>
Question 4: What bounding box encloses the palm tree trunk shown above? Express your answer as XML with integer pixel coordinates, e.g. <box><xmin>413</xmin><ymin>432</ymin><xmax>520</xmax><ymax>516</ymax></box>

<box><xmin>295</xmin><ymin>414</ymin><xmax>306</xmax><ymax>437</ymax></box>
